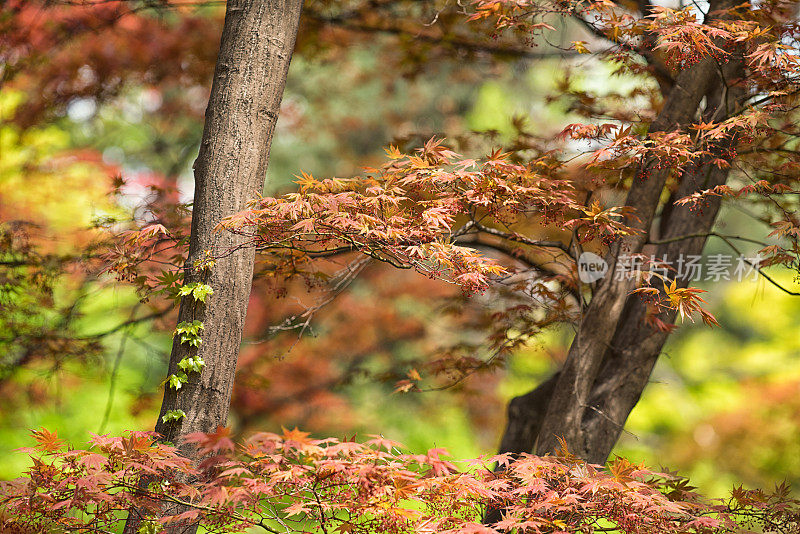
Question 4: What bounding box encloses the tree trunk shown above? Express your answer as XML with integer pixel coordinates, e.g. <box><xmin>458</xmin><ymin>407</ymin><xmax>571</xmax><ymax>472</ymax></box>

<box><xmin>495</xmin><ymin>0</ymin><xmax>744</xmax><ymax>465</ymax></box>
<box><xmin>531</xmin><ymin>55</ymin><xmax>721</xmax><ymax>457</ymax></box>
<box><xmin>124</xmin><ymin>0</ymin><xmax>303</xmax><ymax>532</ymax></box>
<box><xmin>578</xmin><ymin>57</ymin><xmax>745</xmax><ymax>465</ymax></box>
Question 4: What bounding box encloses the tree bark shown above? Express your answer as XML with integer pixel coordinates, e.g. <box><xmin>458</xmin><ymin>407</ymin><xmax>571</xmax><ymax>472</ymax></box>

<box><xmin>578</xmin><ymin>56</ymin><xmax>745</xmax><ymax>465</ymax></box>
<box><xmin>579</xmin><ymin>150</ymin><xmax>735</xmax><ymax>463</ymax></box>
<box><xmin>531</xmin><ymin>55</ymin><xmax>721</xmax><ymax>457</ymax></box>
<box><xmin>124</xmin><ymin>0</ymin><xmax>303</xmax><ymax>532</ymax></box>
<box><xmin>495</xmin><ymin>0</ymin><xmax>744</xmax><ymax>464</ymax></box>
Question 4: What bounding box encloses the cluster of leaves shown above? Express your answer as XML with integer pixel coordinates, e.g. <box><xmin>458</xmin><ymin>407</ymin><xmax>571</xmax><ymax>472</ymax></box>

<box><xmin>1</xmin><ymin>0</ymin><xmax>222</xmax><ymax>128</ymax></box>
<box><xmin>675</xmin><ymin>183</ymin><xmax>799</xmax><ymax>271</ymax></box>
<box><xmin>5</xmin><ymin>428</ymin><xmax>800</xmax><ymax>533</ymax></box>
<box><xmin>106</xmin><ymin>222</ymin><xmax>186</xmax><ymax>291</ymax></box>
<box><xmin>221</xmin><ymin>138</ymin><xmax>635</xmax><ymax>294</ymax></box>
<box><xmin>166</xmin><ymin>322</ymin><xmax>206</xmax><ymax>393</ymax></box>
<box><xmin>475</xmin><ymin>0</ymin><xmax>800</xmax><ymax>305</ymax></box>
<box><xmin>635</xmin><ymin>280</ymin><xmax>720</xmax><ymax>328</ymax></box>
<box><xmin>173</xmin><ymin>320</ymin><xmax>203</xmax><ymax>347</ymax></box>
<box><xmin>164</xmin><ymin>278</ymin><xmax>211</xmax><ymax>392</ymax></box>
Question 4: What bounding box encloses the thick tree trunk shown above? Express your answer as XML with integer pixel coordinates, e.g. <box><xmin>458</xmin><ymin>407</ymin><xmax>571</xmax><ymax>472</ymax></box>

<box><xmin>124</xmin><ymin>0</ymin><xmax>303</xmax><ymax>532</ymax></box>
<box><xmin>492</xmin><ymin>148</ymin><xmax>737</xmax><ymax>467</ymax></box>
<box><xmin>495</xmin><ymin>0</ymin><xmax>744</xmax><ymax>465</ymax></box>
<box><xmin>498</xmin><ymin>150</ymin><xmax>735</xmax><ymax>464</ymax></box>
<box><xmin>531</xmin><ymin>55</ymin><xmax>721</xmax><ymax>457</ymax></box>
<box><xmin>153</xmin><ymin>0</ymin><xmax>303</xmax><ymax>446</ymax></box>
<box><xmin>578</xmin><ymin>58</ymin><xmax>745</xmax><ymax>465</ymax></box>
<box><xmin>579</xmin><ymin>152</ymin><xmax>735</xmax><ymax>463</ymax></box>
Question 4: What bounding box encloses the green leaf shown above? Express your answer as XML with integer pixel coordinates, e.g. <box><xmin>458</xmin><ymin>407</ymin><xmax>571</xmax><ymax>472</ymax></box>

<box><xmin>157</xmin><ymin>270</ymin><xmax>184</xmax><ymax>300</ymax></box>
<box><xmin>177</xmin><ymin>282</ymin><xmax>214</xmax><ymax>303</ymax></box>
<box><xmin>191</xmin><ymin>283</ymin><xmax>214</xmax><ymax>302</ymax></box>
<box><xmin>178</xmin><ymin>285</ymin><xmax>194</xmax><ymax>297</ymax></box>
<box><xmin>137</xmin><ymin>518</ymin><xmax>162</xmax><ymax>534</ymax></box>
<box><xmin>178</xmin><ymin>356</ymin><xmax>205</xmax><ymax>374</ymax></box>
<box><xmin>167</xmin><ymin>372</ymin><xmax>188</xmax><ymax>390</ymax></box>
<box><xmin>193</xmin><ymin>251</ymin><xmax>216</xmax><ymax>272</ymax></box>
<box><xmin>161</xmin><ymin>409</ymin><xmax>186</xmax><ymax>424</ymax></box>
<box><xmin>174</xmin><ymin>320</ymin><xmax>204</xmax><ymax>346</ymax></box>
<box><xmin>184</xmin><ymin>335</ymin><xmax>202</xmax><ymax>347</ymax></box>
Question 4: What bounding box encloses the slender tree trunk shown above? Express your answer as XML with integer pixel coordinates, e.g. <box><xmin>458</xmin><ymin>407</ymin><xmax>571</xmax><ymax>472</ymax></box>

<box><xmin>124</xmin><ymin>0</ymin><xmax>303</xmax><ymax>532</ymax></box>
<box><xmin>494</xmin><ymin>0</ymin><xmax>744</xmax><ymax>465</ymax></box>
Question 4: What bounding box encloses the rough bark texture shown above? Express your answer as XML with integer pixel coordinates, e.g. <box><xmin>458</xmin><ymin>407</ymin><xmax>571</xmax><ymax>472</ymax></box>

<box><xmin>124</xmin><ymin>0</ymin><xmax>303</xmax><ymax>532</ymax></box>
<box><xmin>156</xmin><ymin>0</ymin><xmax>302</xmax><ymax>446</ymax></box>
<box><xmin>496</xmin><ymin>0</ymin><xmax>744</xmax><ymax>465</ymax></box>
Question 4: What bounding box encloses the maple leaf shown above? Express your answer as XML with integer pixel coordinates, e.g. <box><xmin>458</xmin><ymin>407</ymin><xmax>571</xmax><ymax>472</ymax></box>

<box><xmin>393</xmin><ymin>379</ymin><xmax>416</xmax><ymax>393</ymax></box>
<box><xmin>290</xmin><ymin>218</ymin><xmax>316</xmax><ymax>233</ymax></box>
<box><xmin>30</xmin><ymin>428</ymin><xmax>65</xmax><ymax>453</ymax></box>
<box><xmin>78</xmin><ymin>453</ymin><xmax>107</xmax><ymax>470</ymax></box>
<box><xmin>186</xmin><ymin>426</ymin><xmax>235</xmax><ymax>455</ymax></box>
<box><xmin>280</xmin><ymin>427</ymin><xmax>322</xmax><ymax>454</ymax></box>
<box><xmin>384</xmin><ymin>145</ymin><xmax>403</xmax><ymax>160</ymax></box>
<box><xmin>282</xmin><ymin>426</ymin><xmax>311</xmax><ymax>443</ymax></box>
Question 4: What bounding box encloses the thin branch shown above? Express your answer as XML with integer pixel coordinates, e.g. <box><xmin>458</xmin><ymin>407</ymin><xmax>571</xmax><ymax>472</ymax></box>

<box><xmin>98</xmin><ymin>306</ymin><xmax>140</xmax><ymax>433</ymax></box>
<box><xmin>77</xmin><ymin>306</ymin><xmax>172</xmax><ymax>340</ymax></box>
<box><xmin>648</xmin><ymin>231</ymin><xmax>767</xmax><ymax>247</ymax></box>
<box><xmin>306</xmin><ymin>13</ymin><xmax>582</xmax><ymax>60</ymax></box>
<box><xmin>472</xmin><ymin>222</ymin><xmax>571</xmax><ymax>253</ymax></box>
<box><xmin>649</xmin><ymin>231</ymin><xmax>800</xmax><ymax>296</ymax></box>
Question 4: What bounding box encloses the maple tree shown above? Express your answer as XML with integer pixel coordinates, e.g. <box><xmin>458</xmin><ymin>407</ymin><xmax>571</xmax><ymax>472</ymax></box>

<box><xmin>1</xmin><ymin>0</ymin><xmax>800</xmax><ymax>531</ymax></box>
